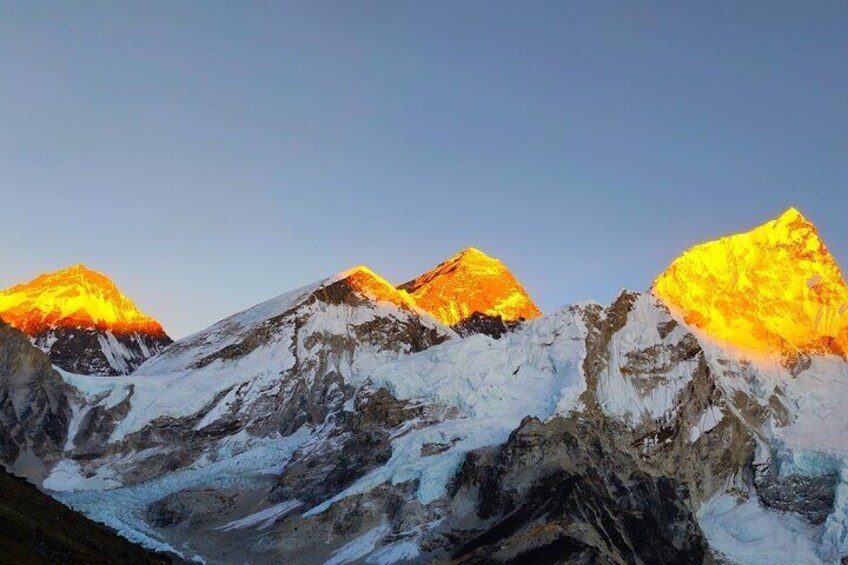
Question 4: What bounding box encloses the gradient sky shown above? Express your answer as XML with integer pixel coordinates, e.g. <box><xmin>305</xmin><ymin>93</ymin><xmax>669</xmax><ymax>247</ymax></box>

<box><xmin>1</xmin><ymin>2</ymin><xmax>846</xmax><ymax>338</ymax></box>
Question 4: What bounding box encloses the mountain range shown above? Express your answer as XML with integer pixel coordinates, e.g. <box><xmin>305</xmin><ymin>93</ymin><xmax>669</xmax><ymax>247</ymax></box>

<box><xmin>2</xmin><ymin>208</ymin><xmax>848</xmax><ymax>564</ymax></box>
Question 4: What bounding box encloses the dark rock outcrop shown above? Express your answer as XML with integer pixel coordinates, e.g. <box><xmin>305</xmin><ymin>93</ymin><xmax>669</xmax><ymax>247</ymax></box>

<box><xmin>0</xmin><ymin>321</ymin><xmax>70</xmax><ymax>477</ymax></box>
<box><xmin>271</xmin><ymin>386</ymin><xmax>444</xmax><ymax>507</ymax></box>
<box><xmin>146</xmin><ymin>488</ymin><xmax>244</xmax><ymax>528</ymax></box>
<box><xmin>33</xmin><ymin>327</ymin><xmax>172</xmax><ymax>376</ymax></box>
<box><xmin>452</xmin><ymin>312</ymin><xmax>523</xmax><ymax>339</ymax></box>
<box><xmin>449</xmin><ymin>416</ymin><xmax>709</xmax><ymax>564</ymax></box>
<box><xmin>755</xmin><ymin>465</ymin><xmax>837</xmax><ymax>525</ymax></box>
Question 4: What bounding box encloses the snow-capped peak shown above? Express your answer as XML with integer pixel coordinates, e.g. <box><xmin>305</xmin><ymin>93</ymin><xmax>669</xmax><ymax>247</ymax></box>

<box><xmin>398</xmin><ymin>247</ymin><xmax>541</xmax><ymax>325</ymax></box>
<box><xmin>0</xmin><ymin>265</ymin><xmax>172</xmax><ymax>375</ymax></box>
<box><xmin>0</xmin><ymin>264</ymin><xmax>167</xmax><ymax>338</ymax></box>
<box><xmin>653</xmin><ymin>208</ymin><xmax>848</xmax><ymax>356</ymax></box>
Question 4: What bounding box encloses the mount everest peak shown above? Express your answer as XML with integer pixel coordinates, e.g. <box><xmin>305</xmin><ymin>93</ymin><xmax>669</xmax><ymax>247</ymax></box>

<box><xmin>398</xmin><ymin>246</ymin><xmax>542</xmax><ymax>327</ymax></box>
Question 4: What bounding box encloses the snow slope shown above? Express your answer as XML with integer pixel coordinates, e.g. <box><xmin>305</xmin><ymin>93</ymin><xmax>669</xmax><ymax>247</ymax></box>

<box><xmin>59</xmin><ymin>269</ymin><xmax>451</xmax><ymax>444</ymax></box>
<box><xmin>699</xmin><ymin>493</ymin><xmax>824</xmax><ymax>565</ymax></box>
<box><xmin>307</xmin><ymin>304</ymin><xmax>591</xmax><ymax>512</ymax></box>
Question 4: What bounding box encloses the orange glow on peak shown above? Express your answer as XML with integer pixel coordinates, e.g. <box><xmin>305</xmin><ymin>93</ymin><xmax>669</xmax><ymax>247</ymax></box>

<box><xmin>0</xmin><ymin>264</ymin><xmax>167</xmax><ymax>338</ymax></box>
<box><xmin>337</xmin><ymin>266</ymin><xmax>418</xmax><ymax>310</ymax></box>
<box><xmin>398</xmin><ymin>247</ymin><xmax>541</xmax><ymax>326</ymax></box>
<box><xmin>652</xmin><ymin>208</ymin><xmax>848</xmax><ymax>356</ymax></box>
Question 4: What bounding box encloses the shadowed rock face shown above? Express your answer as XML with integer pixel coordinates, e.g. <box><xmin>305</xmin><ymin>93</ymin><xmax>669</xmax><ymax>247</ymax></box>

<box><xmin>755</xmin><ymin>466</ymin><xmax>837</xmax><ymax>525</ymax></box>
<box><xmin>131</xmin><ymin>386</ymin><xmax>452</xmax><ymax>565</ymax></box>
<box><xmin>32</xmin><ymin>327</ymin><xmax>171</xmax><ymax>375</ymax></box>
<box><xmin>270</xmin><ymin>386</ymin><xmax>457</xmax><ymax>509</ymax></box>
<box><xmin>270</xmin><ymin>386</ymin><xmax>415</xmax><ymax>506</ymax></box>
<box><xmin>451</xmin><ymin>312</ymin><xmax>522</xmax><ymax>339</ymax></box>
<box><xmin>0</xmin><ymin>325</ymin><xmax>166</xmax><ymax>561</ymax></box>
<box><xmin>0</xmin><ymin>321</ymin><xmax>69</xmax><ymax>479</ymax></box>
<box><xmin>449</xmin><ymin>417</ymin><xmax>708</xmax><ymax>565</ymax></box>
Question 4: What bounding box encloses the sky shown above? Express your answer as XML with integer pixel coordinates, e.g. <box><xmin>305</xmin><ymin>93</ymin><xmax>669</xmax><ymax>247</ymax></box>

<box><xmin>1</xmin><ymin>1</ymin><xmax>846</xmax><ymax>339</ymax></box>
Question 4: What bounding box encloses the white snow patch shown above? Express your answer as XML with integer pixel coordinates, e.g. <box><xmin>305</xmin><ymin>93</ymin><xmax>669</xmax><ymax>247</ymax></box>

<box><xmin>325</xmin><ymin>523</ymin><xmax>390</xmax><ymax>565</ymax></box>
<box><xmin>216</xmin><ymin>500</ymin><xmax>302</xmax><ymax>531</ymax></box>
<box><xmin>43</xmin><ymin>460</ymin><xmax>121</xmax><ymax>492</ymax></box>
<box><xmin>98</xmin><ymin>332</ymin><xmax>132</xmax><ymax>375</ymax></box>
<box><xmin>689</xmin><ymin>406</ymin><xmax>724</xmax><ymax>443</ymax></box>
<box><xmin>698</xmin><ymin>493</ymin><xmax>823</xmax><ymax>565</ymax></box>
<box><xmin>365</xmin><ymin>540</ymin><xmax>420</xmax><ymax>564</ymax></box>
<box><xmin>195</xmin><ymin>386</ymin><xmax>239</xmax><ymax>430</ymax></box>
<box><xmin>133</xmin><ymin>282</ymin><xmax>319</xmax><ymax>376</ymax></box>
<box><xmin>596</xmin><ymin>294</ymin><xmax>698</xmax><ymax>427</ymax></box>
<box><xmin>63</xmin><ymin>399</ymin><xmax>95</xmax><ymax>452</ymax></box>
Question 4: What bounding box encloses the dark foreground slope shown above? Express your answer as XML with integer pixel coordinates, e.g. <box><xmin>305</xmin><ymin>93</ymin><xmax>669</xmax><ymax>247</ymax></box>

<box><xmin>0</xmin><ymin>320</ymin><xmax>170</xmax><ymax>564</ymax></box>
<box><xmin>0</xmin><ymin>466</ymin><xmax>170</xmax><ymax>565</ymax></box>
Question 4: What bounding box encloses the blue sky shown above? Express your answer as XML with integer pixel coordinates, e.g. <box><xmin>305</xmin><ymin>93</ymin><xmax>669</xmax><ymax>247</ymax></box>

<box><xmin>1</xmin><ymin>1</ymin><xmax>846</xmax><ymax>338</ymax></box>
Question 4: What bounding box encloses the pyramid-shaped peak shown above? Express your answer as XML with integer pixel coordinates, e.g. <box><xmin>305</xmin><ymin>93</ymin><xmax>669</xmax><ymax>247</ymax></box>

<box><xmin>770</xmin><ymin>207</ymin><xmax>818</xmax><ymax>232</ymax></box>
<box><xmin>0</xmin><ymin>265</ymin><xmax>168</xmax><ymax>338</ymax></box>
<box><xmin>48</xmin><ymin>264</ymin><xmax>117</xmax><ymax>286</ymax></box>
<box><xmin>777</xmin><ymin>206</ymin><xmax>806</xmax><ymax>222</ymax></box>
<box><xmin>338</xmin><ymin>265</ymin><xmax>383</xmax><ymax>280</ymax></box>
<box><xmin>425</xmin><ymin>247</ymin><xmax>513</xmax><ymax>279</ymax></box>
<box><xmin>336</xmin><ymin>265</ymin><xmax>398</xmax><ymax>295</ymax></box>
<box><xmin>453</xmin><ymin>247</ymin><xmax>492</xmax><ymax>260</ymax></box>
<box><xmin>8</xmin><ymin>264</ymin><xmax>121</xmax><ymax>295</ymax></box>
<box><xmin>399</xmin><ymin>247</ymin><xmax>541</xmax><ymax>326</ymax></box>
<box><xmin>751</xmin><ymin>207</ymin><xmax>833</xmax><ymax>263</ymax></box>
<box><xmin>653</xmin><ymin>210</ymin><xmax>848</xmax><ymax>356</ymax></box>
<box><xmin>56</xmin><ymin>263</ymin><xmax>100</xmax><ymax>275</ymax></box>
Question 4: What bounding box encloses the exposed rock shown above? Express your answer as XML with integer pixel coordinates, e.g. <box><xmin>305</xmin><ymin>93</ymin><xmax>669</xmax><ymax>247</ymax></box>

<box><xmin>579</xmin><ymin>291</ymin><xmax>638</xmax><ymax>416</ymax></box>
<box><xmin>452</xmin><ymin>312</ymin><xmax>522</xmax><ymax>339</ymax></box>
<box><xmin>33</xmin><ymin>327</ymin><xmax>171</xmax><ymax>376</ymax></box>
<box><xmin>0</xmin><ymin>321</ymin><xmax>70</xmax><ymax>479</ymax></box>
<box><xmin>262</xmin><ymin>481</ymin><xmax>440</xmax><ymax>564</ymax></box>
<box><xmin>422</xmin><ymin>439</ymin><xmax>460</xmax><ymax>457</ymax></box>
<box><xmin>271</xmin><ymin>387</ymin><xmax>429</xmax><ymax>506</ymax></box>
<box><xmin>146</xmin><ymin>488</ymin><xmax>244</xmax><ymax>528</ymax></box>
<box><xmin>755</xmin><ymin>465</ymin><xmax>837</xmax><ymax>524</ymax></box>
<box><xmin>448</xmin><ymin>416</ymin><xmax>709</xmax><ymax>564</ymax></box>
